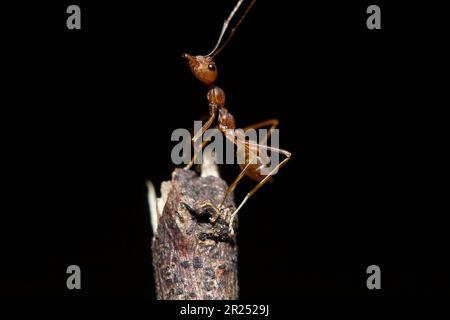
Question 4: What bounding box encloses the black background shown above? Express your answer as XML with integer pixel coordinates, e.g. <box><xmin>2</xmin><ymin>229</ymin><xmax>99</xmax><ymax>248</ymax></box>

<box><xmin>1</xmin><ymin>0</ymin><xmax>449</xmax><ymax>300</ymax></box>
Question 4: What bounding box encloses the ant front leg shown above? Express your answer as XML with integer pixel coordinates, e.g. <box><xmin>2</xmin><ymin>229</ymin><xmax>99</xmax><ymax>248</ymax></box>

<box><xmin>184</xmin><ymin>105</ymin><xmax>217</xmax><ymax>170</ymax></box>
<box><xmin>184</xmin><ymin>139</ymin><xmax>210</xmax><ymax>171</ymax></box>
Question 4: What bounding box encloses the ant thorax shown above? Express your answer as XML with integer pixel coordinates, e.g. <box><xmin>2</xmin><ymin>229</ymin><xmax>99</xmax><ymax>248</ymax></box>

<box><xmin>207</xmin><ymin>86</ymin><xmax>226</xmax><ymax>109</ymax></box>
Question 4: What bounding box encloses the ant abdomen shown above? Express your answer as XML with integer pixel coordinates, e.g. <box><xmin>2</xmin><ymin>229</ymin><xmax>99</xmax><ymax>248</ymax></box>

<box><xmin>239</xmin><ymin>159</ymin><xmax>273</xmax><ymax>182</ymax></box>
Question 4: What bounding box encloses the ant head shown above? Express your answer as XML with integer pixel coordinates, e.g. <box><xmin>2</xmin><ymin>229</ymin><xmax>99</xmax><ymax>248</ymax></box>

<box><xmin>182</xmin><ymin>53</ymin><xmax>217</xmax><ymax>86</ymax></box>
<box><xmin>182</xmin><ymin>0</ymin><xmax>256</xmax><ymax>87</ymax></box>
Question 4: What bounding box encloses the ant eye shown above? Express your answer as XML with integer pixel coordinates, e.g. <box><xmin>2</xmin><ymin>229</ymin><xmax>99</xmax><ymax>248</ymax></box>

<box><xmin>208</xmin><ymin>63</ymin><xmax>216</xmax><ymax>71</ymax></box>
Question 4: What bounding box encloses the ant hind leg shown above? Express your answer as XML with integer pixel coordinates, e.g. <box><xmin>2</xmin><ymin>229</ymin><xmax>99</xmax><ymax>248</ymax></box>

<box><xmin>228</xmin><ymin>142</ymin><xmax>291</xmax><ymax>235</ymax></box>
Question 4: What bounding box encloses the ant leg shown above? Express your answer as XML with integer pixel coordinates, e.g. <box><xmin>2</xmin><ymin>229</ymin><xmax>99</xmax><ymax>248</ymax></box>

<box><xmin>220</xmin><ymin>160</ymin><xmax>253</xmax><ymax>208</ymax></box>
<box><xmin>228</xmin><ymin>142</ymin><xmax>292</xmax><ymax>235</ymax></box>
<box><xmin>184</xmin><ymin>139</ymin><xmax>210</xmax><ymax>170</ymax></box>
<box><xmin>243</xmin><ymin>118</ymin><xmax>279</xmax><ymax>144</ymax></box>
<box><xmin>220</xmin><ymin>120</ymin><xmax>279</xmax><ymax>204</ymax></box>
<box><xmin>184</xmin><ymin>109</ymin><xmax>217</xmax><ymax>170</ymax></box>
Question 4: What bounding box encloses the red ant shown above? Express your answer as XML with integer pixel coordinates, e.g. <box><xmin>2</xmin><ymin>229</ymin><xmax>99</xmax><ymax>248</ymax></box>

<box><xmin>182</xmin><ymin>0</ymin><xmax>291</xmax><ymax>234</ymax></box>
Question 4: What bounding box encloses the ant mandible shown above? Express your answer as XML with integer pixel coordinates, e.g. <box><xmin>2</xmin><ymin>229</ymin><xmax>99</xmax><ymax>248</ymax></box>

<box><xmin>182</xmin><ymin>0</ymin><xmax>291</xmax><ymax>235</ymax></box>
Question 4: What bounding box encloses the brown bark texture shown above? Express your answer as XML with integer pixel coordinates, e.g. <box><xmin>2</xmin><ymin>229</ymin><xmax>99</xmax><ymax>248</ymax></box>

<box><xmin>152</xmin><ymin>168</ymin><xmax>238</xmax><ymax>300</ymax></box>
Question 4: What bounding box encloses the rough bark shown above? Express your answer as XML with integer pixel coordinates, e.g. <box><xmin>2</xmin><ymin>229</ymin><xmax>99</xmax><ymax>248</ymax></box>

<box><xmin>152</xmin><ymin>168</ymin><xmax>238</xmax><ymax>300</ymax></box>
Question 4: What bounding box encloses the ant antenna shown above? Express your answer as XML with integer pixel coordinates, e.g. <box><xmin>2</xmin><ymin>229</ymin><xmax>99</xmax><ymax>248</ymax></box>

<box><xmin>207</xmin><ymin>0</ymin><xmax>257</xmax><ymax>59</ymax></box>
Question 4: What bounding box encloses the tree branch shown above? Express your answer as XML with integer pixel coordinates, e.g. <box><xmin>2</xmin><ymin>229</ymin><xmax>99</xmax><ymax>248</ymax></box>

<box><xmin>150</xmin><ymin>168</ymin><xmax>238</xmax><ymax>300</ymax></box>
